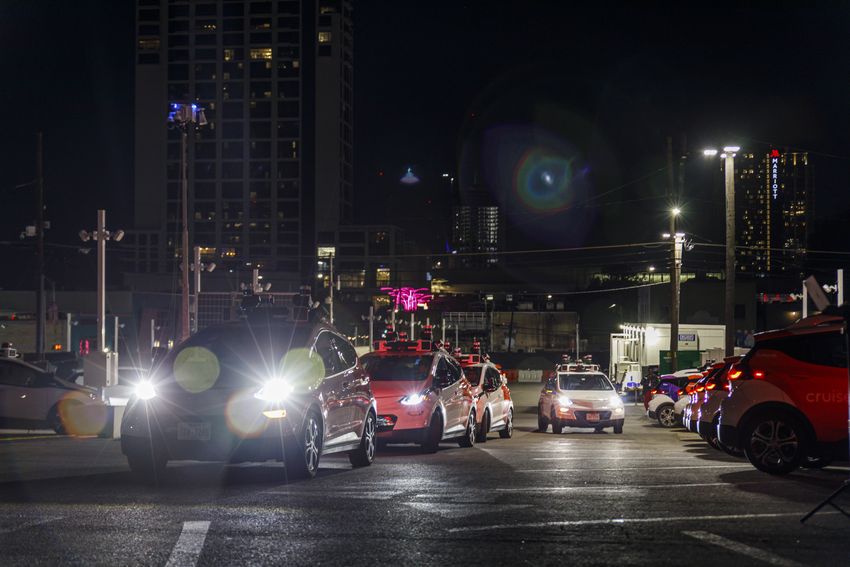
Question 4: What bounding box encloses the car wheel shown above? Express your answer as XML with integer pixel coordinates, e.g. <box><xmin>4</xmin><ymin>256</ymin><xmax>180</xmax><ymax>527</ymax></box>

<box><xmin>656</xmin><ymin>404</ymin><xmax>677</xmax><ymax>428</ymax></box>
<box><xmin>537</xmin><ymin>407</ymin><xmax>549</xmax><ymax>432</ymax></box>
<box><xmin>421</xmin><ymin>411</ymin><xmax>443</xmax><ymax>453</ymax></box>
<box><xmin>613</xmin><ymin>420</ymin><xmax>624</xmax><ymax>434</ymax></box>
<box><xmin>742</xmin><ymin>412</ymin><xmax>807</xmax><ymax>475</ymax></box>
<box><xmin>285</xmin><ymin>410</ymin><xmax>323</xmax><ymax>480</ymax></box>
<box><xmin>47</xmin><ymin>404</ymin><xmax>66</xmax><ymax>435</ymax></box>
<box><xmin>703</xmin><ymin>430</ymin><xmax>723</xmax><ymax>451</ymax></box>
<box><xmin>551</xmin><ymin>411</ymin><xmax>563</xmax><ymax>435</ymax></box>
<box><xmin>476</xmin><ymin>411</ymin><xmax>489</xmax><ymax>443</ymax></box>
<box><xmin>500</xmin><ymin>410</ymin><xmax>513</xmax><ymax>439</ymax></box>
<box><xmin>126</xmin><ymin>447</ymin><xmax>167</xmax><ymax>482</ymax></box>
<box><xmin>348</xmin><ymin>411</ymin><xmax>376</xmax><ymax>468</ymax></box>
<box><xmin>458</xmin><ymin>411</ymin><xmax>476</xmax><ymax>448</ymax></box>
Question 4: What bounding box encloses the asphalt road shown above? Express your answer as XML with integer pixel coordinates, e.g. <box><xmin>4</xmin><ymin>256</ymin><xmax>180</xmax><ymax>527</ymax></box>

<box><xmin>1</xmin><ymin>384</ymin><xmax>849</xmax><ymax>566</ymax></box>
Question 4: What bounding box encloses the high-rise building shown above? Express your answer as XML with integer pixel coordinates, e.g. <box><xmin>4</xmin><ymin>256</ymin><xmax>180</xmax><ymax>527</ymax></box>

<box><xmin>451</xmin><ymin>183</ymin><xmax>503</xmax><ymax>267</ymax></box>
<box><xmin>132</xmin><ymin>0</ymin><xmax>353</xmax><ymax>286</ymax></box>
<box><xmin>733</xmin><ymin>150</ymin><xmax>812</xmax><ymax>275</ymax></box>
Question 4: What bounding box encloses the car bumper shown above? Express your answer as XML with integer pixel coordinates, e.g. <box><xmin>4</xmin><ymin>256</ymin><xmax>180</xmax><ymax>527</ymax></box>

<box><xmin>556</xmin><ymin>407</ymin><xmax>623</xmax><ymax>428</ymax></box>
<box><xmin>376</xmin><ymin>426</ymin><xmax>429</xmax><ymax>444</ymax></box>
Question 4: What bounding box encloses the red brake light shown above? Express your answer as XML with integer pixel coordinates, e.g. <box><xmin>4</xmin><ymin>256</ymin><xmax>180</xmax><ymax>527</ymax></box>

<box><xmin>677</xmin><ymin>388</ymin><xmax>684</xmax><ymax>396</ymax></box>
<box><xmin>706</xmin><ymin>383</ymin><xmax>717</xmax><ymax>391</ymax></box>
<box><xmin>649</xmin><ymin>389</ymin><xmax>657</xmax><ymax>395</ymax></box>
<box><xmin>752</xmin><ymin>370</ymin><xmax>765</xmax><ymax>379</ymax></box>
<box><xmin>695</xmin><ymin>385</ymin><xmax>705</xmax><ymax>392</ymax></box>
<box><xmin>728</xmin><ymin>370</ymin><xmax>743</xmax><ymax>380</ymax></box>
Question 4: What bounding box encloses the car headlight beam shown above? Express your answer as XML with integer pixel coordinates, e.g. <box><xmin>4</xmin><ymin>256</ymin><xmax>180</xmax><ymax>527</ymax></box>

<box><xmin>558</xmin><ymin>395</ymin><xmax>573</xmax><ymax>407</ymax></box>
<box><xmin>255</xmin><ymin>378</ymin><xmax>292</xmax><ymax>403</ymax></box>
<box><xmin>400</xmin><ymin>393</ymin><xmax>426</xmax><ymax>406</ymax></box>
<box><xmin>135</xmin><ymin>380</ymin><xmax>157</xmax><ymax>401</ymax></box>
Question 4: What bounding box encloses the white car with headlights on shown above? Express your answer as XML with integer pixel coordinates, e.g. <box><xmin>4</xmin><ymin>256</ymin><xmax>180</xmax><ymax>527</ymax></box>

<box><xmin>121</xmin><ymin>316</ymin><xmax>377</xmax><ymax>481</ymax></box>
<box><xmin>538</xmin><ymin>366</ymin><xmax>625</xmax><ymax>434</ymax></box>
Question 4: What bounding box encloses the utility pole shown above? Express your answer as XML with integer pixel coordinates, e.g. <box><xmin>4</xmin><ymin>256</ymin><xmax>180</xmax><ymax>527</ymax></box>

<box><xmin>35</xmin><ymin>132</ymin><xmax>46</xmax><ymax>357</ymax></box>
<box><xmin>96</xmin><ymin>210</ymin><xmax>107</xmax><ymax>352</ymax></box>
<box><xmin>328</xmin><ymin>253</ymin><xmax>334</xmax><ymax>324</ymax></box>
<box><xmin>838</xmin><ymin>269</ymin><xmax>844</xmax><ymax>305</ymax></box>
<box><xmin>368</xmin><ymin>305</ymin><xmax>374</xmax><ymax>351</ymax></box>
<box><xmin>667</xmin><ymin>136</ymin><xmax>679</xmax><ymax>373</ymax></box>
<box><xmin>193</xmin><ymin>246</ymin><xmax>201</xmax><ymax>334</ymax></box>
<box><xmin>723</xmin><ymin>151</ymin><xmax>736</xmax><ymax>356</ymax></box>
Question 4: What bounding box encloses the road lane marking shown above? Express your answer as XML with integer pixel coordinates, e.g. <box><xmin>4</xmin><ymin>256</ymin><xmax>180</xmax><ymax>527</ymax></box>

<box><xmin>683</xmin><ymin>530</ymin><xmax>804</xmax><ymax>567</ymax></box>
<box><xmin>448</xmin><ymin>511</ymin><xmax>838</xmax><ymax>533</ymax></box>
<box><xmin>261</xmin><ymin>490</ymin><xmax>402</xmax><ymax>500</ymax></box>
<box><xmin>0</xmin><ymin>517</ymin><xmax>62</xmax><ymax>535</ymax></box>
<box><xmin>495</xmin><ymin>481</ymin><xmax>785</xmax><ymax>492</ymax></box>
<box><xmin>530</xmin><ymin>456</ymin><xmax>729</xmax><ymax>461</ymax></box>
<box><xmin>518</xmin><ymin>464</ymin><xmax>753</xmax><ymax>472</ymax></box>
<box><xmin>165</xmin><ymin>521</ymin><xmax>210</xmax><ymax>567</ymax></box>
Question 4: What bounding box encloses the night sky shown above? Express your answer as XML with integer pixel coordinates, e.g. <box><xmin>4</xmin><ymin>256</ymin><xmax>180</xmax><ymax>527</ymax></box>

<box><xmin>2</xmin><ymin>1</ymin><xmax>849</xmax><ymax>287</ymax></box>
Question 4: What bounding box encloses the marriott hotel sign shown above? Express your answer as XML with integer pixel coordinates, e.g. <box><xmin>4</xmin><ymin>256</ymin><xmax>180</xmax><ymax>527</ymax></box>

<box><xmin>770</xmin><ymin>148</ymin><xmax>780</xmax><ymax>200</ymax></box>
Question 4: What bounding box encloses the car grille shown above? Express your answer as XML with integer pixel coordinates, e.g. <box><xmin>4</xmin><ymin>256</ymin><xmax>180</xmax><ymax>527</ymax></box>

<box><xmin>574</xmin><ymin>411</ymin><xmax>612</xmax><ymax>421</ymax></box>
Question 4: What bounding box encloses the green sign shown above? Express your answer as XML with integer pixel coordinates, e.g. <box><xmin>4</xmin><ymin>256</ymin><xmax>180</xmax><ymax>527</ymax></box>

<box><xmin>659</xmin><ymin>350</ymin><xmax>702</xmax><ymax>374</ymax></box>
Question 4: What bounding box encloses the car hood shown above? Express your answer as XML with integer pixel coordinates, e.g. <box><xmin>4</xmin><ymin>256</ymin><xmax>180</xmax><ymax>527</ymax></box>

<box><xmin>560</xmin><ymin>390</ymin><xmax>620</xmax><ymax>403</ymax></box>
<box><xmin>370</xmin><ymin>380</ymin><xmax>429</xmax><ymax>399</ymax></box>
<box><xmin>55</xmin><ymin>377</ymin><xmax>98</xmax><ymax>394</ymax></box>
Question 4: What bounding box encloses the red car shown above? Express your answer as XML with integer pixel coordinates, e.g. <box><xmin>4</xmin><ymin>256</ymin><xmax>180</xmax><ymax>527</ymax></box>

<box><xmin>718</xmin><ymin>315</ymin><xmax>848</xmax><ymax>474</ymax></box>
<box><xmin>361</xmin><ymin>340</ymin><xmax>477</xmax><ymax>452</ymax></box>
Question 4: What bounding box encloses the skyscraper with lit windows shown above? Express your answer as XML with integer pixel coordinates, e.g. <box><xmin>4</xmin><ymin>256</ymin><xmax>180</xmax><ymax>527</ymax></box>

<box><xmin>733</xmin><ymin>150</ymin><xmax>812</xmax><ymax>275</ymax></box>
<box><xmin>131</xmin><ymin>0</ymin><xmax>353</xmax><ymax>287</ymax></box>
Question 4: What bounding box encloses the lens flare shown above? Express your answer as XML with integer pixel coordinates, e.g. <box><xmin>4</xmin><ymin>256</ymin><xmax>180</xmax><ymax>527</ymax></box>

<box><xmin>173</xmin><ymin>346</ymin><xmax>220</xmax><ymax>393</ymax></box>
<box><xmin>57</xmin><ymin>394</ymin><xmax>108</xmax><ymax>436</ymax></box>
<box><xmin>514</xmin><ymin>148</ymin><xmax>577</xmax><ymax>212</ymax></box>
<box><xmin>225</xmin><ymin>389</ymin><xmax>268</xmax><ymax>437</ymax></box>
<box><xmin>277</xmin><ymin>348</ymin><xmax>325</xmax><ymax>391</ymax></box>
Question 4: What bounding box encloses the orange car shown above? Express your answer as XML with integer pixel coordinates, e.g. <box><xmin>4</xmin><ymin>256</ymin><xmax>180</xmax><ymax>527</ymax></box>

<box><xmin>361</xmin><ymin>340</ymin><xmax>477</xmax><ymax>452</ymax></box>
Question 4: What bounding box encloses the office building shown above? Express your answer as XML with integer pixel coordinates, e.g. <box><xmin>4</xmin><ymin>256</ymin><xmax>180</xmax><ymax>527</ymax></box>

<box><xmin>132</xmin><ymin>0</ymin><xmax>353</xmax><ymax>286</ymax></box>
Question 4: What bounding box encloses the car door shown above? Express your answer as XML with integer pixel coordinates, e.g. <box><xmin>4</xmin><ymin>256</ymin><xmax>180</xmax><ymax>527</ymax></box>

<box><xmin>0</xmin><ymin>361</ymin><xmax>47</xmax><ymax>423</ymax></box>
<box><xmin>312</xmin><ymin>331</ymin><xmax>347</xmax><ymax>445</ymax></box>
<box><xmin>484</xmin><ymin>366</ymin><xmax>507</xmax><ymax>428</ymax></box>
<box><xmin>436</xmin><ymin>357</ymin><xmax>463</xmax><ymax>436</ymax></box>
<box><xmin>329</xmin><ymin>333</ymin><xmax>367</xmax><ymax>439</ymax></box>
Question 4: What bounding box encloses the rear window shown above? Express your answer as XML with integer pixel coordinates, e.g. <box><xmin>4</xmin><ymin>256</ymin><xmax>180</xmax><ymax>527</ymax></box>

<box><xmin>464</xmin><ymin>366</ymin><xmax>483</xmax><ymax>386</ymax></box>
<box><xmin>362</xmin><ymin>354</ymin><xmax>434</xmax><ymax>381</ymax></box>
<box><xmin>559</xmin><ymin>373</ymin><xmax>613</xmax><ymax>391</ymax></box>
<box><xmin>752</xmin><ymin>331</ymin><xmax>847</xmax><ymax>369</ymax></box>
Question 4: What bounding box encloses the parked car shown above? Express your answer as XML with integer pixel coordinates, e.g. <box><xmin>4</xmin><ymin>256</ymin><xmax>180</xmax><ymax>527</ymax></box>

<box><xmin>643</xmin><ymin>369</ymin><xmax>701</xmax><ymax>409</ymax></box>
<box><xmin>717</xmin><ymin>315</ymin><xmax>848</xmax><ymax>474</ymax></box>
<box><xmin>0</xmin><ymin>355</ymin><xmax>103</xmax><ymax>433</ymax></box>
<box><xmin>681</xmin><ymin>362</ymin><xmax>726</xmax><ymax>430</ymax></box>
<box><xmin>538</xmin><ymin>365</ymin><xmax>624</xmax><ymax>434</ymax></box>
<box><xmin>121</xmin><ymin>317</ymin><xmax>377</xmax><ymax>480</ymax></box>
<box><xmin>647</xmin><ymin>392</ymin><xmax>678</xmax><ymax>427</ymax></box>
<box><xmin>361</xmin><ymin>340</ymin><xmax>476</xmax><ymax>452</ymax></box>
<box><xmin>458</xmin><ymin>355</ymin><xmax>514</xmax><ymax>442</ymax></box>
<box><xmin>694</xmin><ymin>357</ymin><xmax>740</xmax><ymax>453</ymax></box>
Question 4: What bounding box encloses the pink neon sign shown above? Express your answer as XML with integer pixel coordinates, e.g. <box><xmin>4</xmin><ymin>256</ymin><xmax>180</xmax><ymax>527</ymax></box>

<box><xmin>381</xmin><ymin>287</ymin><xmax>433</xmax><ymax>311</ymax></box>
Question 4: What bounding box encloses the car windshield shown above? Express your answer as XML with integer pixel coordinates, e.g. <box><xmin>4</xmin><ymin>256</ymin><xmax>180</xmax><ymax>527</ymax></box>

<box><xmin>464</xmin><ymin>366</ymin><xmax>483</xmax><ymax>386</ymax></box>
<box><xmin>362</xmin><ymin>354</ymin><xmax>433</xmax><ymax>381</ymax></box>
<box><xmin>559</xmin><ymin>373</ymin><xmax>613</xmax><ymax>391</ymax></box>
<box><xmin>162</xmin><ymin>323</ymin><xmax>312</xmax><ymax>388</ymax></box>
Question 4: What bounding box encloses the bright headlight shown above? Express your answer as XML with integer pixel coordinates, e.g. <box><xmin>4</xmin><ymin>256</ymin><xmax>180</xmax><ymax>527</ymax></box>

<box><xmin>400</xmin><ymin>393</ymin><xmax>426</xmax><ymax>406</ymax></box>
<box><xmin>254</xmin><ymin>378</ymin><xmax>292</xmax><ymax>402</ymax></box>
<box><xmin>135</xmin><ymin>380</ymin><xmax>157</xmax><ymax>401</ymax></box>
<box><xmin>611</xmin><ymin>397</ymin><xmax>624</xmax><ymax>409</ymax></box>
<box><xmin>558</xmin><ymin>395</ymin><xmax>573</xmax><ymax>407</ymax></box>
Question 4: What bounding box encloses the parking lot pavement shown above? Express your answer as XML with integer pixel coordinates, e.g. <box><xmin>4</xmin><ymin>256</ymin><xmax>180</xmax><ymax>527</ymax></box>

<box><xmin>1</xmin><ymin>390</ymin><xmax>849</xmax><ymax>565</ymax></box>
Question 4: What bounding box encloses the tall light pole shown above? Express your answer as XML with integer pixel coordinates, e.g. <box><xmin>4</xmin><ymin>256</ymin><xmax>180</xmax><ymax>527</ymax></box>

<box><xmin>704</xmin><ymin>146</ymin><xmax>739</xmax><ymax>356</ymax></box>
<box><xmin>168</xmin><ymin>103</ymin><xmax>207</xmax><ymax>343</ymax></box>
<box><xmin>665</xmin><ymin>207</ymin><xmax>682</xmax><ymax>372</ymax></box>
<box><xmin>79</xmin><ymin>210</ymin><xmax>124</xmax><ymax>352</ymax></box>
<box><xmin>191</xmin><ymin>245</ymin><xmax>216</xmax><ymax>334</ymax></box>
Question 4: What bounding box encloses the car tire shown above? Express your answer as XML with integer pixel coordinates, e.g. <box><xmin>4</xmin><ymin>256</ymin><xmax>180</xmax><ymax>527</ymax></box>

<box><xmin>458</xmin><ymin>411</ymin><xmax>476</xmax><ymax>448</ymax></box>
<box><xmin>656</xmin><ymin>404</ymin><xmax>677</xmax><ymax>428</ymax></box>
<box><xmin>421</xmin><ymin>411</ymin><xmax>443</xmax><ymax>453</ymax></box>
<box><xmin>741</xmin><ymin>411</ymin><xmax>808</xmax><ymax>475</ymax></box>
<box><xmin>126</xmin><ymin>446</ymin><xmax>167</xmax><ymax>482</ymax></box>
<box><xmin>348</xmin><ymin>411</ymin><xmax>376</xmax><ymax>468</ymax></box>
<box><xmin>551</xmin><ymin>411</ymin><xmax>563</xmax><ymax>435</ymax></box>
<box><xmin>500</xmin><ymin>410</ymin><xmax>513</xmax><ymax>439</ymax></box>
<box><xmin>47</xmin><ymin>404</ymin><xmax>66</xmax><ymax>435</ymax></box>
<box><xmin>476</xmin><ymin>411</ymin><xmax>489</xmax><ymax>443</ymax></box>
<box><xmin>613</xmin><ymin>420</ymin><xmax>624</xmax><ymax>434</ymax></box>
<box><xmin>285</xmin><ymin>410</ymin><xmax>323</xmax><ymax>480</ymax></box>
<box><xmin>537</xmin><ymin>408</ymin><xmax>549</xmax><ymax>432</ymax></box>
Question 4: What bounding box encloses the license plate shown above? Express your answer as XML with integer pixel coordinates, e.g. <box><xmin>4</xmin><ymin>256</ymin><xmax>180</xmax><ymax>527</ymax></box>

<box><xmin>177</xmin><ymin>422</ymin><xmax>211</xmax><ymax>441</ymax></box>
<box><xmin>586</xmin><ymin>412</ymin><xmax>600</xmax><ymax>422</ymax></box>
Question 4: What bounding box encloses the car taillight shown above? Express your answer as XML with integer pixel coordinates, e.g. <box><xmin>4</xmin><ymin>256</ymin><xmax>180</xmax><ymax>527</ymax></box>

<box><xmin>649</xmin><ymin>389</ymin><xmax>658</xmax><ymax>395</ymax></box>
<box><xmin>728</xmin><ymin>369</ymin><xmax>743</xmax><ymax>380</ymax></box>
<box><xmin>695</xmin><ymin>385</ymin><xmax>705</xmax><ymax>393</ymax></box>
<box><xmin>677</xmin><ymin>388</ymin><xmax>684</xmax><ymax>396</ymax></box>
<box><xmin>752</xmin><ymin>370</ymin><xmax>765</xmax><ymax>379</ymax></box>
<box><xmin>706</xmin><ymin>382</ymin><xmax>717</xmax><ymax>391</ymax></box>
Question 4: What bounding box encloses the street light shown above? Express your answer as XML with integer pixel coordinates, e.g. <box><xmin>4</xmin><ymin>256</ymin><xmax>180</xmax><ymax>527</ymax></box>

<box><xmin>663</xmin><ymin>207</ymin><xmax>685</xmax><ymax>372</ymax></box>
<box><xmin>168</xmin><ymin>102</ymin><xmax>207</xmax><ymax>343</ymax></box>
<box><xmin>79</xmin><ymin>210</ymin><xmax>123</xmax><ymax>353</ymax></box>
<box><xmin>704</xmin><ymin>145</ymin><xmax>739</xmax><ymax>356</ymax></box>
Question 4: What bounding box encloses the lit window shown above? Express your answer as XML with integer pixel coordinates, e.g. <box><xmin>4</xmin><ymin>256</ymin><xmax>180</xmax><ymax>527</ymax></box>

<box><xmin>376</xmin><ymin>268</ymin><xmax>391</xmax><ymax>287</ymax></box>
<box><xmin>250</xmin><ymin>47</ymin><xmax>273</xmax><ymax>60</ymax></box>
<box><xmin>138</xmin><ymin>38</ymin><xmax>160</xmax><ymax>51</ymax></box>
<box><xmin>318</xmin><ymin>31</ymin><xmax>332</xmax><ymax>44</ymax></box>
<box><xmin>224</xmin><ymin>48</ymin><xmax>235</xmax><ymax>61</ymax></box>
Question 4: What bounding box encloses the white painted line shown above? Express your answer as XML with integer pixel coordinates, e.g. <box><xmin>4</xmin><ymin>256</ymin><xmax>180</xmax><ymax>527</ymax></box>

<box><xmin>495</xmin><ymin>481</ymin><xmax>784</xmax><ymax>492</ymax></box>
<box><xmin>518</xmin><ymin>464</ymin><xmax>753</xmax><ymax>472</ymax></box>
<box><xmin>683</xmin><ymin>530</ymin><xmax>804</xmax><ymax>567</ymax></box>
<box><xmin>165</xmin><ymin>521</ymin><xmax>211</xmax><ymax>567</ymax></box>
<box><xmin>261</xmin><ymin>490</ymin><xmax>402</xmax><ymax>500</ymax></box>
<box><xmin>0</xmin><ymin>516</ymin><xmax>62</xmax><ymax>535</ymax></box>
<box><xmin>448</xmin><ymin>511</ymin><xmax>837</xmax><ymax>533</ymax></box>
<box><xmin>531</xmin><ymin>456</ymin><xmax>722</xmax><ymax>461</ymax></box>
